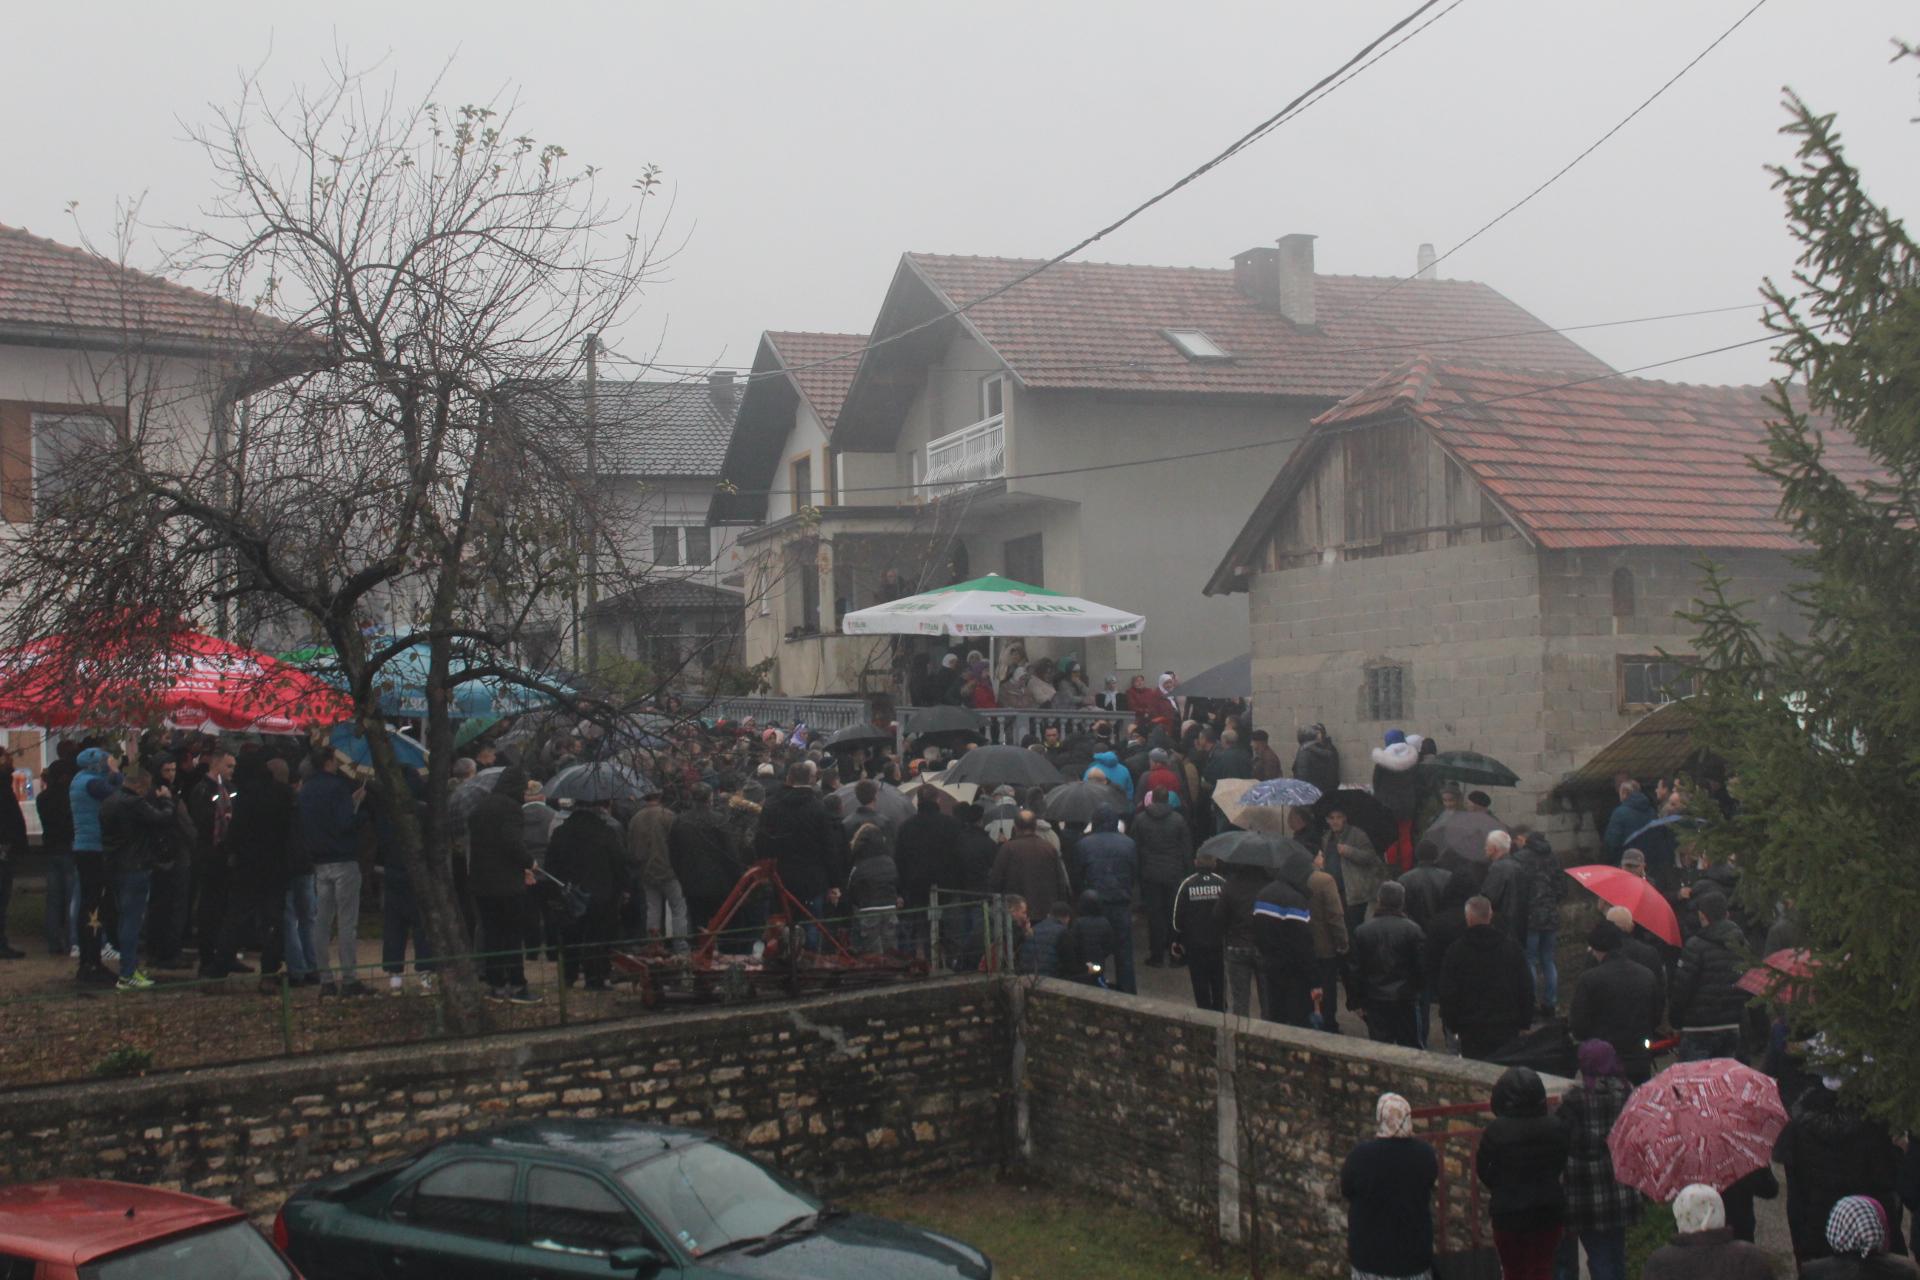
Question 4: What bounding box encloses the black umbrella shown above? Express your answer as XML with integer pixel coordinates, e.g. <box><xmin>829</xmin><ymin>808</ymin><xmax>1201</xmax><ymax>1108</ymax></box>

<box><xmin>1431</xmin><ymin>750</ymin><xmax>1521</xmax><ymax>788</ymax></box>
<box><xmin>904</xmin><ymin>705</ymin><xmax>986</xmax><ymax>739</ymax></box>
<box><xmin>1308</xmin><ymin>788</ymin><xmax>1398</xmax><ymax>857</ymax></box>
<box><xmin>1178</xmin><ymin>652</ymin><xmax>1252</xmax><ymax>700</ymax></box>
<box><xmin>546</xmin><ymin>762</ymin><xmax>653</xmax><ymax>805</ymax></box>
<box><xmin>1043</xmin><ymin>778</ymin><xmax>1130</xmax><ymax>826</ymax></box>
<box><xmin>832</xmin><ymin>780</ymin><xmax>914</xmax><ymax>827</ymax></box>
<box><xmin>1199</xmin><ymin>830</ymin><xmax>1286</xmax><ymax>871</ymax></box>
<box><xmin>946</xmin><ymin>744</ymin><xmax>1064</xmax><ymax>791</ymax></box>
<box><xmin>823</xmin><ymin>722</ymin><xmax>894</xmax><ymax>753</ymax></box>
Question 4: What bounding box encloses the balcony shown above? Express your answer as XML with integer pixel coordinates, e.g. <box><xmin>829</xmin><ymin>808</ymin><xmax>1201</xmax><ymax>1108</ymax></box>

<box><xmin>917</xmin><ymin>414</ymin><xmax>1004</xmax><ymax>499</ymax></box>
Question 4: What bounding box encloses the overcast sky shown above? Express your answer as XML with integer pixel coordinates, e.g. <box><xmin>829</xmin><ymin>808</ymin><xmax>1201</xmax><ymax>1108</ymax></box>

<box><xmin>7</xmin><ymin>1</ymin><xmax>1916</xmax><ymax>387</ymax></box>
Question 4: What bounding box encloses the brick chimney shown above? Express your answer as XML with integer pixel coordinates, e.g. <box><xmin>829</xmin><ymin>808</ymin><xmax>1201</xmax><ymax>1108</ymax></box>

<box><xmin>707</xmin><ymin>370</ymin><xmax>739</xmax><ymax>417</ymax></box>
<box><xmin>1275</xmin><ymin>233</ymin><xmax>1317</xmax><ymax>329</ymax></box>
<box><xmin>1416</xmin><ymin>243</ymin><xmax>1438</xmax><ymax>279</ymax></box>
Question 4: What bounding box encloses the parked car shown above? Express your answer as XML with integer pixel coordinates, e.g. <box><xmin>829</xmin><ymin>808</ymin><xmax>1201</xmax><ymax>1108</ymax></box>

<box><xmin>277</xmin><ymin>1119</ymin><xmax>991</xmax><ymax>1279</ymax></box>
<box><xmin>0</xmin><ymin>1178</ymin><xmax>298</xmax><ymax>1279</ymax></box>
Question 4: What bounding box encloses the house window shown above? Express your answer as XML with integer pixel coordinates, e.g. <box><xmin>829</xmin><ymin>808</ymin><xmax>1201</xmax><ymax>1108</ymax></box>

<box><xmin>822</xmin><ymin>446</ymin><xmax>838</xmax><ymax>506</ymax></box>
<box><xmin>1004</xmin><ymin>533</ymin><xmax>1043</xmax><ymax>588</ymax></box>
<box><xmin>1618</xmin><ymin>655</ymin><xmax>1698</xmax><ymax>713</ymax></box>
<box><xmin>981</xmin><ymin>374</ymin><xmax>1006</xmax><ymax>420</ymax></box>
<box><xmin>684</xmin><ymin>525</ymin><xmax>712</xmax><ymax>565</ymax></box>
<box><xmin>1162</xmin><ymin>328</ymin><xmax>1232</xmax><ymax>361</ymax></box>
<box><xmin>32</xmin><ymin>411</ymin><xmax>118</xmax><ymax>512</ymax></box>
<box><xmin>652</xmin><ymin>526</ymin><xmax>681</xmax><ymax>566</ymax></box>
<box><xmin>1611</xmin><ymin>567</ymin><xmax>1635</xmax><ymax>617</ymax></box>
<box><xmin>1363</xmin><ymin>664</ymin><xmax>1407</xmax><ymax>722</ymax></box>
<box><xmin>790</xmin><ymin>453</ymin><xmax>813</xmax><ymax>510</ymax></box>
<box><xmin>785</xmin><ymin>538</ymin><xmax>821</xmax><ymax>634</ymax></box>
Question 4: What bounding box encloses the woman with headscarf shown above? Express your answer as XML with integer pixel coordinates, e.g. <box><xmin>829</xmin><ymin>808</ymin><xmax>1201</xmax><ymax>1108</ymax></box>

<box><xmin>1642</xmin><ymin>1184</ymin><xmax>1775</xmax><ymax>1280</ymax></box>
<box><xmin>1776</xmin><ymin>1076</ymin><xmax>1907</xmax><ymax>1264</ymax></box>
<box><xmin>1474</xmin><ymin>1066</ymin><xmax>1569</xmax><ymax>1280</ymax></box>
<box><xmin>1803</xmin><ymin>1196</ymin><xmax>1920</xmax><ymax>1279</ymax></box>
<box><xmin>1126</xmin><ymin>672</ymin><xmax>1179</xmax><ymax>733</ymax></box>
<box><xmin>1553</xmin><ymin>1040</ymin><xmax>1639</xmax><ymax>1280</ymax></box>
<box><xmin>998</xmin><ymin>664</ymin><xmax>1036</xmax><ymax>709</ymax></box>
<box><xmin>963</xmin><ymin>660</ymin><xmax>998</xmax><ymax>709</ymax></box>
<box><xmin>1340</xmin><ymin>1092</ymin><xmax>1438</xmax><ymax>1280</ymax></box>
<box><xmin>1051</xmin><ymin>657</ymin><xmax>1090</xmax><ymax>709</ymax></box>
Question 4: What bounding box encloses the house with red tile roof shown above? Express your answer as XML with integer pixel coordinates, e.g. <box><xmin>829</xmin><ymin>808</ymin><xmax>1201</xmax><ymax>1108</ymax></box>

<box><xmin>711</xmin><ymin>236</ymin><xmax>1609</xmax><ymax>697</ymax></box>
<box><xmin>1204</xmin><ymin>355</ymin><xmax>1848</xmax><ymax>847</ymax></box>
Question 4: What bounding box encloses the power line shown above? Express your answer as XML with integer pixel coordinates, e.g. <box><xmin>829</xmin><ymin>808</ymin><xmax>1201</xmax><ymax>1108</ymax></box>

<box><xmin>717</xmin><ymin>327</ymin><xmax>1793</xmax><ymax>503</ymax></box>
<box><xmin>1356</xmin><ymin>0</ymin><xmax>1774</xmax><ymax>312</ymax></box>
<box><xmin>604</xmin><ymin>300</ymin><xmax>1762</xmax><ymax>381</ymax></box>
<box><xmin>600</xmin><ymin>0</ymin><xmax>1463</xmax><ymax>397</ymax></box>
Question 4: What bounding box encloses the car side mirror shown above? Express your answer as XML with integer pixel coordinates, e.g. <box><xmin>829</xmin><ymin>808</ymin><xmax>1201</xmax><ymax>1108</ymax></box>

<box><xmin>609</xmin><ymin>1243</ymin><xmax>666</xmax><ymax>1277</ymax></box>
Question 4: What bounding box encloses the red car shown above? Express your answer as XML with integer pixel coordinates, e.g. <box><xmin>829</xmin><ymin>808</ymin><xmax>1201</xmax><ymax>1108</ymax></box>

<box><xmin>0</xmin><ymin>1179</ymin><xmax>298</xmax><ymax>1279</ymax></box>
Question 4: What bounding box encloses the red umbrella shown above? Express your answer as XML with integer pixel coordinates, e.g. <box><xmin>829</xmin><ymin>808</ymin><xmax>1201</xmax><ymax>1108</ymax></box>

<box><xmin>1565</xmin><ymin>864</ymin><xmax>1681</xmax><ymax>946</ymax></box>
<box><xmin>1736</xmin><ymin>948</ymin><xmax>1817</xmax><ymax>1002</ymax></box>
<box><xmin>1609</xmin><ymin>1059</ymin><xmax>1789</xmax><ymax>1201</ymax></box>
<box><xmin>0</xmin><ymin>627</ymin><xmax>351</xmax><ymax>733</ymax></box>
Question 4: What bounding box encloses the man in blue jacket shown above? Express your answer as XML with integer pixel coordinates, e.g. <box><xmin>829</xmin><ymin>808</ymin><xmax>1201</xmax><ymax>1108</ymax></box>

<box><xmin>298</xmin><ymin>750</ymin><xmax>368</xmax><ymax>995</ymax></box>
<box><xmin>68</xmin><ymin>746</ymin><xmax>122</xmax><ymax>985</ymax></box>
<box><xmin>1602</xmin><ymin>781</ymin><xmax>1656</xmax><ymax>868</ymax></box>
<box><xmin>1073</xmin><ymin>806</ymin><xmax>1138</xmax><ymax>994</ymax></box>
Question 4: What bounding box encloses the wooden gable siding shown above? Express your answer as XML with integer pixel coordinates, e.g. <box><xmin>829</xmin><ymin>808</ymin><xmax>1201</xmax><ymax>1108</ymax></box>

<box><xmin>1263</xmin><ymin>421</ymin><xmax>1513</xmax><ymax>571</ymax></box>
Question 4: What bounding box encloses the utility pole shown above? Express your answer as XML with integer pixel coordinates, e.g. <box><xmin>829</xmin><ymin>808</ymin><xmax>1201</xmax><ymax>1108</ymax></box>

<box><xmin>583</xmin><ymin>333</ymin><xmax>600</xmax><ymax>673</ymax></box>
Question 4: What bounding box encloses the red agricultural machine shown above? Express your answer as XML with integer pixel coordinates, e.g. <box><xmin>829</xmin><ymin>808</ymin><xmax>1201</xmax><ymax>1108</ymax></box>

<box><xmin>609</xmin><ymin>859</ymin><xmax>929</xmax><ymax>1007</ymax></box>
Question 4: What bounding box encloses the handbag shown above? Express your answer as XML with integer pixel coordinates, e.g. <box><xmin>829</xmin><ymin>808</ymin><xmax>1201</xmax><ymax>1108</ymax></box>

<box><xmin>536</xmin><ymin>866</ymin><xmax>592</xmax><ymax>923</ymax></box>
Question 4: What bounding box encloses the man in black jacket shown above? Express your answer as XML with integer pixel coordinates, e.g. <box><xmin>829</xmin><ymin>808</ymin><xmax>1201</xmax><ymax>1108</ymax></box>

<box><xmin>1670</xmin><ymin>891</ymin><xmax>1751</xmax><ymax>1062</ymax></box>
<box><xmin>1569</xmin><ymin>919</ymin><xmax>1662</xmax><ymax>1083</ymax></box>
<box><xmin>100</xmin><ymin>770</ymin><xmax>178</xmax><ymax>989</ymax></box>
<box><xmin>1291</xmin><ymin>724</ymin><xmax>1340</xmax><ymax>798</ymax></box>
<box><xmin>1132</xmin><ymin>790</ymin><xmax>1192</xmax><ymax>968</ymax></box>
<box><xmin>1478</xmin><ymin>831</ymin><xmax>1530</xmax><ymax>946</ymax></box>
<box><xmin>669</xmin><ymin>784</ymin><xmax>743</xmax><ymax>938</ymax></box>
<box><xmin>1252</xmin><ymin>844</ymin><xmax>1318</xmax><ymax>1028</ymax></box>
<box><xmin>1171</xmin><ymin>849</ymin><xmax>1227</xmax><ymax>1011</ymax></box>
<box><xmin>1437</xmin><ymin>896</ymin><xmax>1534</xmax><ymax>1060</ymax></box>
<box><xmin>546</xmin><ymin>800</ymin><xmax>626</xmax><ymax>991</ymax></box>
<box><xmin>1349</xmin><ymin>881</ymin><xmax>1425</xmax><ymax>1048</ymax></box>
<box><xmin>893</xmin><ymin>788</ymin><xmax>961</xmax><ymax>958</ymax></box>
<box><xmin>753</xmin><ymin>762</ymin><xmax>844</xmax><ymax>921</ymax></box>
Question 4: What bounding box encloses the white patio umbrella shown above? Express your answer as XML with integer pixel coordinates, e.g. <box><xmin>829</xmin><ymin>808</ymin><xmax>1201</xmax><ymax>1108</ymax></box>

<box><xmin>840</xmin><ymin>574</ymin><xmax>1144</xmax><ymax>639</ymax></box>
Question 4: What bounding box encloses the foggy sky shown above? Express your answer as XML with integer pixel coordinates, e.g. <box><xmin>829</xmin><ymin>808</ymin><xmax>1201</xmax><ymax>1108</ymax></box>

<box><xmin>7</xmin><ymin>1</ymin><xmax>1917</xmax><ymax>388</ymax></box>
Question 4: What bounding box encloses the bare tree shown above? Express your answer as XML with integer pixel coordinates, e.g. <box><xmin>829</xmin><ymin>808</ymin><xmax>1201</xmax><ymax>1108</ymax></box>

<box><xmin>0</xmin><ymin>62</ymin><xmax>698</xmax><ymax>1027</ymax></box>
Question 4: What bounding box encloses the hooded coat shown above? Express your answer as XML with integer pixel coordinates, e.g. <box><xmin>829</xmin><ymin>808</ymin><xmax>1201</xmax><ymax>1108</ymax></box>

<box><xmin>1132</xmin><ymin>801</ymin><xmax>1192</xmax><ymax>888</ymax></box>
<box><xmin>1515</xmin><ymin>833</ymin><xmax>1565</xmax><ymax>934</ymax></box>
<box><xmin>1370</xmin><ymin>741</ymin><xmax>1422</xmax><ymax>822</ymax></box>
<box><xmin>1075</xmin><ymin>810</ymin><xmax>1138</xmax><ymax>905</ymax></box>
<box><xmin>1671</xmin><ymin>917</ymin><xmax>1753</xmax><ymax>1030</ymax></box>
<box><xmin>544</xmin><ymin>809</ymin><xmax>625</xmax><ymax>932</ymax></box>
<box><xmin>1087</xmin><ymin>752</ymin><xmax>1134</xmax><ymax>804</ymax></box>
<box><xmin>1291</xmin><ymin>729</ymin><xmax>1341</xmax><ymax>798</ymax></box>
<box><xmin>1773</xmin><ymin>1084</ymin><xmax>1905</xmax><ymax>1263</ymax></box>
<box><xmin>1252</xmin><ymin>843</ymin><xmax>1319</xmax><ymax>1025</ymax></box>
<box><xmin>69</xmin><ymin>747</ymin><xmax>122</xmax><ymax>854</ymax></box>
<box><xmin>1475</xmin><ymin>1068</ymin><xmax>1570</xmax><ymax>1233</ymax></box>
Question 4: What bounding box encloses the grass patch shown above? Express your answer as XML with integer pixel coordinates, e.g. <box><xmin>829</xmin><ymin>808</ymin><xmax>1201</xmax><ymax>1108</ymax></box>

<box><xmin>855</xmin><ymin>1174</ymin><xmax>1290</xmax><ymax>1280</ymax></box>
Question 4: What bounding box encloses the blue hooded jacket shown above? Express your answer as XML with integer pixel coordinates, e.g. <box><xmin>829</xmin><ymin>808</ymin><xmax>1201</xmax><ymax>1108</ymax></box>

<box><xmin>1087</xmin><ymin>751</ymin><xmax>1134</xmax><ymax>804</ymax></box>
<box><xmin>69</xmin><ymin>747</ymin><xmax>122</xmax><ymax>853</ymax></box>
<box><xmin>1075</xmin><ymin>807</ymin><xmax>1138</xmax><ymax>905</ymax></box>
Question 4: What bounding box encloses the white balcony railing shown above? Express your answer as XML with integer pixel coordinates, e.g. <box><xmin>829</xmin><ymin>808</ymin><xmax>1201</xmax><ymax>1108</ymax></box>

<box><xmin>918</xmin><ymin>414</ymin><xmax>1005</xmax><ymax>498</ymax></box>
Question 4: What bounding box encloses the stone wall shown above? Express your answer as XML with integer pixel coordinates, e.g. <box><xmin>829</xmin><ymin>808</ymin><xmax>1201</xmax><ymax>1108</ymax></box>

<box><xmin>1022</xmin><ymin>981</ymin><xmax>1549</xmax><ymax>1278</ymax></box>
<box><xmin>0</xmin><ymin>978</ymin><xmax>1006</xmax><ymax>1218</ymax></box>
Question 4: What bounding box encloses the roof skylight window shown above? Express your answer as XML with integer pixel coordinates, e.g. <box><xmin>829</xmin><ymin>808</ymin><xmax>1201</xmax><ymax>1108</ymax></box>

<box><xmin>1162</xmin><ymin>328</ymin><xmax>1232</xmax><ymax>361</ymax></box>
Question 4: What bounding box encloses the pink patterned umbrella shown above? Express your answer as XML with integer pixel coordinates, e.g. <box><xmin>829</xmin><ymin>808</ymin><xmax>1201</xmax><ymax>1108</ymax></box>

<box><xmin>1608</xmin><ymin>1059</ymin><xmax>1789</xmax><ymax>1201</ymax></box>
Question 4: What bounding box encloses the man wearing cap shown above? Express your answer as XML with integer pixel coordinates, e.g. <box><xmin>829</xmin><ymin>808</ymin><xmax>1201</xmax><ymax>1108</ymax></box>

<box><xmin>1570</xmin><ymin>919</ymin><xmax>1662</xmax><ymax>1083</ymax></box>
<box><xmin>1670</xmin><ymin>890</ymin><xmax>1750</xmax><ymax>1062</ymax></box>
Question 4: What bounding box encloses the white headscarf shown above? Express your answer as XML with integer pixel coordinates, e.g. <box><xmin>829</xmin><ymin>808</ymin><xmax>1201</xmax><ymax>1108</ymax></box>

<box><xmin>1375</xmin><ymin>1092</ymin><xmax>1413</xmax><ymax>1139</ymax></box>
<box><xmin>1673</xmin><ymin>1184</ymin><xmax>1726</xmax><ymax>1234</ymax></box>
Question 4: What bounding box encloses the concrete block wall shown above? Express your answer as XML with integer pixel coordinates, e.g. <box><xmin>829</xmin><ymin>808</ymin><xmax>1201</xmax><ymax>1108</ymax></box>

<box><xmin>1247</xmin><ymin>535</ymin><xmax>1553</xmax><ymax>823</ymax></box>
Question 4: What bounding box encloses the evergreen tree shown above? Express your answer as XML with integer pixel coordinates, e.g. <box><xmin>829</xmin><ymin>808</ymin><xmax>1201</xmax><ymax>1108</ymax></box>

<box><xmin>1687</xmin><ymin>45</ymin><xmax>1920</xmax><ymax>1130</ymax></box>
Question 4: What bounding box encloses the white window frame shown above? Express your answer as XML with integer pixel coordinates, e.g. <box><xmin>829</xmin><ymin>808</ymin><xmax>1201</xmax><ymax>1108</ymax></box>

<box><xmin>1162</xmin><ymin>328</ymin><xmax>1232</xmax><ymax>361</ymax></box>
<box><xmin>30</xmin><ymin>410</ymin><xmax>118</xmax><ymax>514</ymax></box>
<box><xmin>980</xmin><ymin>373</ymin><xmax>1007</xmax><ymax>421</ymax></box>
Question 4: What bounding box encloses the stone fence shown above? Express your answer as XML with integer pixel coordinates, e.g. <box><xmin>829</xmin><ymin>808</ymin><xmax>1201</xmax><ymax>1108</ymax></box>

<box><xmin>0</xmin><ymin>977</ymin><xmax>1008</xmax><ymax>1220</ymax></box>
<box><xmin>0</xmin><ymin>973</ymin><xmax>1556</xmax><ymax>1277</ymax></box>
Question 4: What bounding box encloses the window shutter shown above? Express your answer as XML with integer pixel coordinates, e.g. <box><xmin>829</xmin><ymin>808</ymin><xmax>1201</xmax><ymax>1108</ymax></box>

<box><xmin>0</xmin><ymin>403</ymin><xmax>31</xmax><ymax>523</ymax></box>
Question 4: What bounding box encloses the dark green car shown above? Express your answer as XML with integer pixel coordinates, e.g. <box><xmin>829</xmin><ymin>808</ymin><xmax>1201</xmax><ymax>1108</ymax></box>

<box><xmin>275</xmin><ymin>1119</ymin><xmax>992</xmax><ymax>1280</ymax></box>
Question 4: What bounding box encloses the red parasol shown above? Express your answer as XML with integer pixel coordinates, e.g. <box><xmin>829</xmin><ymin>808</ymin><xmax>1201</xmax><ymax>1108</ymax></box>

<box><xmin>1565</xmin><ymin>864</ymin><xmax>1681</xmax><ymax>946</ymax></box>
<box><xmin>1735</xmin><ymin>948</ymin><xmax>1817</xmax><ymax>1002</ymax></box>
<box><xmin>0</xmin><ymin>627</ymin><xmax>351</xmax><ymax>734</ymax></box>
<box><xmin>1608</xmin><ymin>1058</ymin><xmax>1789</xmax><ymax>1201</ymax></box>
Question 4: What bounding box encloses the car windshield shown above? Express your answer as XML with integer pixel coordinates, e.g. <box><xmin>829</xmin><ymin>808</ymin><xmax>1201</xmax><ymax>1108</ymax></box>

<box><xmin>619</xmin><ymin>1141</ymin><xmax>818</xmax><ymax>1257</ymax></box>
<box><xmin>80</xmin><ymin>1221</ymin><xmax>293</xmax><ymax>1280</ymax></box>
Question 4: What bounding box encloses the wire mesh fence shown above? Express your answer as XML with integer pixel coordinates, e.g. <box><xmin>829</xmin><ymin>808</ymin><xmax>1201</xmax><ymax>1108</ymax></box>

<box><xmin>0</xmin><ymin>890</ymin><xmax>1016</xmax><ymax>1090</ymax></box>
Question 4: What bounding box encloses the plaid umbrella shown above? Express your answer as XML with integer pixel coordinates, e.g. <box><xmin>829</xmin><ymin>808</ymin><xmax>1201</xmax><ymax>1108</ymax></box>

<box><xmin>1431</xmin><ymin>750</ymin><xmax>1521</xmax><ymax>788</ymax></box>
<box><xmin>1243</xmin><ymin>777</ymin><xmax>1323</xmax><ymax>807</ymax></box>
<box><xmin>1609</xmin><ymin>1059</ymin><xmax>1788</xmax><ymax>1201</ymax></box>
<box><xmin>1736</xmin><ymin>948</ymin><xmax>1817</xmax><ymax>1002</ymax></box>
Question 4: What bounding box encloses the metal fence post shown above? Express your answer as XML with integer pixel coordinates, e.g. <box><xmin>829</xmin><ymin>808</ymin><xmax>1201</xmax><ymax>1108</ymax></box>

<box><xmin>278</xmin><ymin>970</ymin><xmax>294</xmax><ymax>1057</ymax></box>
<box><xmin>928</xmin><ymin>887</ymin><xmax>943</xmax><ymax>970</ymax></box>
<box><xmin>554</xmin><ymin>949</ymin><xmax>568</xmax><ymax>1026</ymax></box>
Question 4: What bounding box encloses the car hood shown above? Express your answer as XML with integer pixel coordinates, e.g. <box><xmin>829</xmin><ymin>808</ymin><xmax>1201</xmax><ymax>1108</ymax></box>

<box><xmin>698</xmin><ymin>1212</ymin><xmax>990</xmax><ymax>1279</ymax></box>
